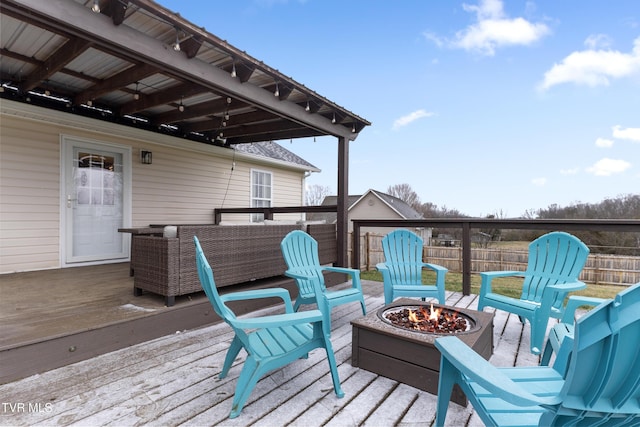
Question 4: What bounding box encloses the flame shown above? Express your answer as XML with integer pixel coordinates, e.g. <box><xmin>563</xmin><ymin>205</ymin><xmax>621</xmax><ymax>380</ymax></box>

<box><xmin>408</xmin><ymin>309</ymin><xmax>419</xmax><ymax>323</ymax></box>
<box><xmin>429</xmin><ymin>303</ymin><xmax>441</xmax><ymax>321</ymax></box>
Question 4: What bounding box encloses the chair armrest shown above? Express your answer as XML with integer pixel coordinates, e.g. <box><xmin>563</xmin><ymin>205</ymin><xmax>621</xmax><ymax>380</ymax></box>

<box><xmin>479</xmin><ymin>271</ymin><xmax>523</xmax><ymax>296</ymax></box>
<box><xmin>221</xmin><ymin>288</ymin><xmax>295</xmax><ymax>312</ymax></box>
<box><xmin>375</xmin><ymin>263</ymin><xmax>389</xmax><ymax>273</ymax></box>
<box><xmin>422</xmin><ymin>263</ymin><xmax>448</xmax><ymax>274</ymax></box>
<box><xmin>435</xmin><ymin>336</ymin><xmax>561</xmax><ymax>407</ymax></box>
<box><xmin>560</xmin><ymin>295</ymin><xmax>607</xmax><ymax>323</ymax></box>
<box><xmin>323</xmin><ymin>266</ymin><xmax>362</xmax><ymax>290</ymax></box>
<box><xmin>323</xmin><ymin>266</ymin><xmax>360</xmax><ymax>276</ymax></box>
<box><xmin>234</xmin><ymin>310</ymin><xmax>323</xmax><ymax>329</ymax></box>
<box><xmin>547</xmin><ymin>281</ymin><xmax>587</xmax><ymax>293</ymax></box>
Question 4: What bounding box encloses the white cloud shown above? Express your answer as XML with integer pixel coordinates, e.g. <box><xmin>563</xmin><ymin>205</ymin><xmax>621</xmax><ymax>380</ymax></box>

<box><xmin>595</xmin><ymin>137</ymin><xmax>614</xmax><ymax>148</ymax></box>
<box><xmin>538</xmin><ymin>36</ymin><xmax>640</xmax><ymax>91</ymax></box>
<box><xmin>448</xmin><ymin>0</ymin><xmax>550</xmax><ymax>56</ymax></box>
<box><xmin>423</xmin><ymin>0</ymin><xmax>549</xmax><ymax>55</ymax></box>
<box><xmin>612</xmin><ymin>125</ymin><xmax>640</xmax><ymax>142</ymax></box>
<box><xmin>531</xmin><ymin>177</ymin><xmax>547</xmax><ymax>186</ymax></box>
<box><xmin>560</xmin><ymin>167</ymin><xmax>579</xmax><ymax>175</ymax></box>
<box><xmin>586</xmin><ymin>158</ymin><xmax>631</xmax><ymax>176</ymax></box>
<box><xmin>392</xmin><ymin>109</ymin><xmax>435</xmax><ymax>130</ymax></box>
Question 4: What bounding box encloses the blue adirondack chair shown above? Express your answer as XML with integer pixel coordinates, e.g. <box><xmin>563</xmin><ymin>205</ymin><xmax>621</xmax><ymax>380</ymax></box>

<box><xmin>376</xmin><ymin>229</ymin><xmax>447</xmax><ymax>305</ymax></box>
<box><xmin>194</xmin><ymin>236</ymin><xmax>343</xmax><ymax>419</ymax></box>
<box><xmin>477</xmin><ymin>231</ymin><xmax>589</xmax><ymax>354</ymax></box>
<box><xmin>280</xmin><ymin>230</ymin><xmax>366</xmax><ymax>323</ymax></box>
<box><xmin>435</xmin><ymin>281</ymin><xmax>640</xmax><ymax>427</ymax></box>
<box><xmin>540</xmin><ymin>294</ymin><xmax>606</xmax><ymax>375</ymax></box>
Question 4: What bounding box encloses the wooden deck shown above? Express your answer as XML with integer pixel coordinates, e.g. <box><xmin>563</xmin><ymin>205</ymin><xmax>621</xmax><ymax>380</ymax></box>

<box><xmin>0</xmin><ymin>263</ymin><xmax>316</xmax><ymax>384</ymax></box>
<box><xmin>0</xmin><ymin>272</ymin><xmax>544</xmax><ymax>427</ymax></box>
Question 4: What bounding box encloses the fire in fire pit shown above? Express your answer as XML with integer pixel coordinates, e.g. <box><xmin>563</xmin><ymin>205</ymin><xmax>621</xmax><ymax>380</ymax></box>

<box><xmin>379</xmin><ymin>304</ymin><xmax>476</xmax><ymax>334</ymax></box>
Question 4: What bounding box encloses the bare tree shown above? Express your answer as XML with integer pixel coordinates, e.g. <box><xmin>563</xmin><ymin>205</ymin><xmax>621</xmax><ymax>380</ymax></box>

<box><xmin>305</xmin><ymin>184</ymin><xmax>331</xmax><ymax>206</ymax></box>
<box><xmin>387</xmin><ymin>183</ymin><xmax>421</xmax><ymax>209</ymax></box>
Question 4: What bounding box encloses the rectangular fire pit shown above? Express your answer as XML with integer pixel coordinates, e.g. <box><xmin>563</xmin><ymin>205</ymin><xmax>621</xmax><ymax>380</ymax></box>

<box><xmin>351</xmin><ymin>298</ymin><xmax>494</xmax><ymax>406</ymax></box>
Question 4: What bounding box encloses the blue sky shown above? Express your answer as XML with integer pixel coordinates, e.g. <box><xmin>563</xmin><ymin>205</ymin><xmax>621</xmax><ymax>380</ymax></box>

<box><xmin>157</xmin><ymin>0</ymin><xmax>639</xmax><ymax>217</ymax></box>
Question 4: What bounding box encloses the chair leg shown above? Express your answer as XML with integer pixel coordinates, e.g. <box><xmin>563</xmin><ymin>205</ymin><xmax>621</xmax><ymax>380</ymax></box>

<box><xmin>435</xmin><ymin>357</ymin><xmax>457</xmax><ymax>427</ymax></box>
<box><xmin>530</xmin><ymin>322</ymin><xmax>546</xmax><ymax>355</ymax></box>
<box><xmin>359</xmin><ymin>298</ymin><xmax>367</xmax><ymax>316</ymax></box>
<box><xmin>229</xmin><ymin>357</ymin><xmax>263</xmax><ymax>419</ymax></box>
<box><xmin>323</xmin><ymin>337</ymin><xmax>344</xmax><ymax>398</ymax></box>
<box><xmin>384</xmin><ymin>285</ymin><xmax>393</xmax><ymax>305</ymax></box>
<box><xmin>220</xmin><ymin>336</ymin><xmax>243</xmax><ymax>378</ymax></box>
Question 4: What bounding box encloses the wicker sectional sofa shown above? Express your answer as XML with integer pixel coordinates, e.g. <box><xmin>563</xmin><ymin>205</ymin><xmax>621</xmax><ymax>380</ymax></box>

<box><xmin>130</xmin><ymin>223</ymin><xmax>337</xmax><ymax>306</ymax></box>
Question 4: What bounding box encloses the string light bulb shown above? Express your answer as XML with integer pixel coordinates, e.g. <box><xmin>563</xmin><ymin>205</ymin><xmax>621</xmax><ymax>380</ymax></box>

<box><xmin>332</xmin><ymin>112</ymin><xmax>336</xmax><ymax>124</ymax></box>
<box><xmin>274</xmin><ymin>82</ymin><xmax>279</xmax><ymax>97</ymax></box>
<box><xmin>91</xmin><ymin>0</ymin><xmax>100</xmax><ymax>13</ymax></box>
<box><xmin>352</xmin><ymin>122</ymin><xmax>356</xmax><ymax>133</ymax></box>
<box><xmin>305</xmin><ymin>101</ymin><xmax>310</xmax><ymax>112</ymax></box>
<box><xmin>178</xmin><ymin>96</ymin><xmax>184</xmax><ymax>112</ymax></box>
<box><xmin>133</xmin><ymin>82</ymin><xmax>140</xmax><ymax>100</ymax></box>
<box><xmin>231</xmin><ymin>63</ymin><xmax>237</xmax><ymax>78</ymax></box>
<box><xmin>173</xmin><ymin>28</ymin><xmax>181</xmax><ymax>51</ymax></box>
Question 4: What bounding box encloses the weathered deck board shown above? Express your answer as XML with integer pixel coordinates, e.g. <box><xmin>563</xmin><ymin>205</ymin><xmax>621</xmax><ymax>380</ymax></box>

<box><xmin>0</xmin><ymin>281</ymin><xmax>551</xmax><ymax>427</ymax></box>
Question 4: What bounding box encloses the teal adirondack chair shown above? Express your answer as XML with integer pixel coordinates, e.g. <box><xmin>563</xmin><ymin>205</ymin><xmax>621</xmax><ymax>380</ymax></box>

<box><xmin>435</xmin><ymin>281</ymin><xmax>640</xmax><ymax>427</ymax></box>
<box><xmin>376</xmin><ymin>229</ymin><xmax>447</xmax><ymax>305</ymax></box>
<box><xmin>280</xmin><ymin>230</ymin><xmax>366</xmax><ymax>323</ymax></box>
<box><xmin>477</xmin><ymin>231</ymin><xmax>589</xmax><ymax>354</ymax></box>
<box><xmin>194</xmin><ymin>236</ymin><xmax>343</xmax><ymax>419</ymax></box>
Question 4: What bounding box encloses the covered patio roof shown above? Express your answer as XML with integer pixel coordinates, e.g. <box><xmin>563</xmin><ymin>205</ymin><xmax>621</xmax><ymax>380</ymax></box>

<box><xmin>0</xmin><ymin>0</ymin><xmax>369</xmax><ymax>144</ymax></box>
<box><xmin>1</xmin><ymin>0</ymin><xmax>370</xmax><ymax>265</ymax></box>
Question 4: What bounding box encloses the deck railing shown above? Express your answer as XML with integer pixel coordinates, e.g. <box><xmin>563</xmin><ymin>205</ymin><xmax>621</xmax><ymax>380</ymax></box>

<box><xmin>354</xmin><ymin>232</ymin><xmax>640</xmax><ymax>287</ymax></box>
<box><xmin>211</xmin><ymin>209</ymin><xmax>640</xmax><ymax>295</ymax></box>
<box><xmin>352</xmin><ymin>218</ymin><xmax>640</xmax><ymax>295</ymax></box>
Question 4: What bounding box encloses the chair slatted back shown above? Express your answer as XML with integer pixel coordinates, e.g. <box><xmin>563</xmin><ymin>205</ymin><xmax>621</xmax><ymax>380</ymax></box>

<box><xmin>381</xmin><ymin>229</ymin><xmax>424</xmax><ymax>286</ymax></box>
<box><xmin>194</xmin><ymin>237</ymin><xmax>239</xmax><ymax>326</ymax></box>
<box><xmin>521</xmin><ymin>232</ymin><xmax>589</xmax><ymax>309</ymax></box>
<box><xmin>281</xmin><ymin>230</ymin><xmax>325</xmax><ymax>299</ymax></box>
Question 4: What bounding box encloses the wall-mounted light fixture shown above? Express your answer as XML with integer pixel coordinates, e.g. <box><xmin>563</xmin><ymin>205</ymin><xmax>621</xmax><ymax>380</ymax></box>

<box><xmin>141</xmin><ymin>150</ymin><xmax>152</xmax><ymax>164</ymax></box>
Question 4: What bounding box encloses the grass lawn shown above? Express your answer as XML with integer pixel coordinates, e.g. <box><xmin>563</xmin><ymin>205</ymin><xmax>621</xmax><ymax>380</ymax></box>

<box><xmin>360</xmin><ymin>270</ymin><xmax>625</xmax><ymax>300</ymax></box>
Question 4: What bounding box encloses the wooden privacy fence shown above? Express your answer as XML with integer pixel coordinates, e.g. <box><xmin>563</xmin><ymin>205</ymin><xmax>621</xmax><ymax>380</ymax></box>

<box><xmin>351</xmin><ymin>232</ymin><xmax>640</xmax><ymax>287</ymax></box>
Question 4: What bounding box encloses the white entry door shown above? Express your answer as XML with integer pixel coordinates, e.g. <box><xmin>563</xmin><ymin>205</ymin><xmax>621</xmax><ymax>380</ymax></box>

<box><xmin>63</xmin><ymin>137</ymin><xmax>131</xmax><ymax>264</ymax></box>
